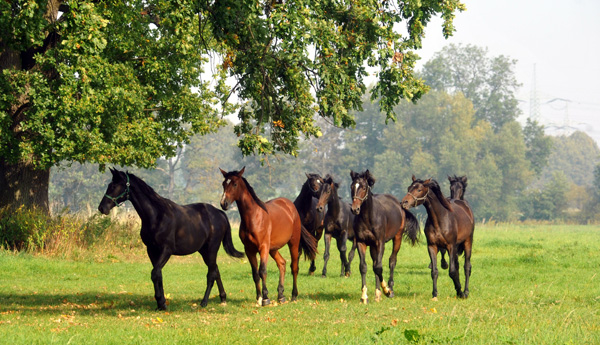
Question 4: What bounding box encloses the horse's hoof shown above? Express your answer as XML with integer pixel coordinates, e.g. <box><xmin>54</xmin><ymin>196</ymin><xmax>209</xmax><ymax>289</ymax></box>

<box><xmin>278</xmin><ymin>297</ymin><xmax>287</xmax><ymax>304</ymax></box>
<box><xmin>262</xmin><ymin>298</ymin><xmax>271</xmax><ymax>306</ymax></box>
<box><xmin>308</xmin><ymin>271</ymin><xmax>315</xmax><ymax>276</ymax></box>
<box><xmin>200</xmin><ymin>300</ymin><xmax>208</xmax><ymax>308</ymax></box>
<box><xmin>156</xmin><ymin>305</ymin><xmax>168</xmax><ymax>311</ymax></box>
<box><xmin>360</xmin><ymin>298</ymin><xmax>368</xmax><ymax>305</ymax></box>
<box><xmin>220</xmin><ymin>301</ymin><xmax>227</xmax><ymax>306</ymax></box>
<box><xmin>431</xmin><ymin>297</ymin><xmax>438</xmax><ymax>302</ymax></box>
<box><xmin>387</xmin><ymin>291</ymin><xmax>394</xmax><ymax>298</ymax></box>
<box><xmin>345</xmin><ymin>271</ymin><xmax>351</xmax><ymax>278</ymax></box>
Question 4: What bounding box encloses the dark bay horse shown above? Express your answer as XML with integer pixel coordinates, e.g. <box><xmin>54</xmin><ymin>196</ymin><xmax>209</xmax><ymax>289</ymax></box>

<box><xmin>350</xmin><ymin>170</ymin><xmax>420</xmax><ymax>304</ymax></box>
<box><xmin>431</xmin><ymin>175</ymin><xmax>470</xmax><ymax>270</ymax></box>
<box><xmin>293</xmin><ymin>173</ymin><xmax>326</xmax><ymax>275</ymax></box>
<box><xmin>401</xmin><ymin>176</ymin><xmax>474</xmax><ymax>299</ymax></box>
<box><xmin>219</xmin><ymin>167</ymin><xmax>318</xmax><ymax>306</ymax></box>
<box><xmin>315</xmin><ymin>174</ymin><xmax>356</xmax><ymax>277</ymax></box>
<box><xmin>98</xmin><ymin>168</ymin><xmax>244</xmax><ymax>310</ymax></box>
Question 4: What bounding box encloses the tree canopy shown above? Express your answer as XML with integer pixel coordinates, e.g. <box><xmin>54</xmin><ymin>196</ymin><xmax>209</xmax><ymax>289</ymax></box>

<box><xmin>0</xmin><ymin>0</ymin><xmax>465</xmax><ymax>213</ymax></box>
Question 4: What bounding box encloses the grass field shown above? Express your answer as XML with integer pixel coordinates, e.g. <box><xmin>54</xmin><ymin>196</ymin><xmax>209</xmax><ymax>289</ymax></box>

<box><xmin>0</xmin><ymin>223</ymin><xmax>599</xmax><ymax>344</ymax></box>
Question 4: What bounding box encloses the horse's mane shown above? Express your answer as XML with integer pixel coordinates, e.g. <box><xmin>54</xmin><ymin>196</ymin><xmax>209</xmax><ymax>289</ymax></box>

<box><xmin>223</xmin><ymin>170</ymin><xmax>268</xmax><ymax>213</ymax></box>
<box><xmin>425</xmin><ymin>179</ymin><xmax>453</xmax><ymax>211</ymax></box>
<box><xmin>118</xmin><ymin>171</ymin><xmax>169</xmax><ymax>206</ymax></box>
<box><xmin>412</xmin><ymin>178</ymin><xmax>453</xmax><ymax>211</ymax></box>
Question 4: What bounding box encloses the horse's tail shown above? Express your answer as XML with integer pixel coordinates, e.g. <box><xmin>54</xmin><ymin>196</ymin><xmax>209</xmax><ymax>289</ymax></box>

<box><xmin>221</xmin><ymin>216</ymin><xmax>245</xmax><ymax>258</ymax></box>
<box><xmin>403</xmin><ymin>209</ymin><xmax>420</xmax><ymax>246</ymax></box>
<box><xmin>299</xmin><ymin>224</ymin><xmax>319</xmax><ymax>261</ymax></box>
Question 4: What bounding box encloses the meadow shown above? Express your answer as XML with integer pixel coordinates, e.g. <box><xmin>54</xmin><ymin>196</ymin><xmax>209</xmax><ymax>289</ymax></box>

<box><xmin>0</xmin><ymin>223</ymin><xmax>598</xmax><ymax>344</ymax></box>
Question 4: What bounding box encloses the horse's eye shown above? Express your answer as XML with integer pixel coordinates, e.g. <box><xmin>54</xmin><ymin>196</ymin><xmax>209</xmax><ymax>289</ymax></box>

<box><xmin>234</xmin><ymin>183</ymin><xmax>237</xmax><ymax>187</ymax></box>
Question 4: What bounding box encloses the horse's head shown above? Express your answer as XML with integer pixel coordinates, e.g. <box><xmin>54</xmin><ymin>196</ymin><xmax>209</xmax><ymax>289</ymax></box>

<box><xmin>350</xmin><ymin>170</ymin><xmax>375</xmax><ymax>215</ymax></box>
<box><xmin>98</xmin><ymin>168</ymin><xmax>131</xmax><ymax>215</ymax></box>
<box><xmin>219</xmin><ymin>167</ymin><xmax>246</xmax><ymax>210</ymax></box>
<box><xmin>401</xmin><ymin>175</ymin><xmax>432</xmax><ymax>209</ymax></box>
<box><xmin>448</xmin><ymin>175</ymin><xmax>468</xmax><ymax>200</ymax></box>
<box><xmin>316</xmin><ymin>175</ymin><xmax>337</xmax><ymax>213</ymax></box>
<box><xmin>305</xmin><ymin>173</ymin><xmax>325</xmax><ymax>197</ymax></box>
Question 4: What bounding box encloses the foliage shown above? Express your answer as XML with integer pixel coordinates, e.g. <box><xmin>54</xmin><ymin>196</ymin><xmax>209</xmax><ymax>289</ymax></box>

<box><xmin>523</xmin><ymin>118</ymin><xmax>553</xmax><ymax>176</ymax></box>
<box><xmin>421</xmin><ymin>44</ymin><xmax>521</xmax><ymax>130</ymax></box>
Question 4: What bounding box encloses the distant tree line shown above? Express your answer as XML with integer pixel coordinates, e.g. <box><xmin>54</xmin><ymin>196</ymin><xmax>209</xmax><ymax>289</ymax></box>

<box><xmin>49</xmin><ymin>45</ymin><xmax>600</xmax><ymax>223</ymax></box>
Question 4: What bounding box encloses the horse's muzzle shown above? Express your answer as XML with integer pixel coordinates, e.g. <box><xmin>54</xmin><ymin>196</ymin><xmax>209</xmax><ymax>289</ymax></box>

<box><xmin>220</xmin><ymin>194</ymin><xmax>230</xmax><ymax>210</ymax></box>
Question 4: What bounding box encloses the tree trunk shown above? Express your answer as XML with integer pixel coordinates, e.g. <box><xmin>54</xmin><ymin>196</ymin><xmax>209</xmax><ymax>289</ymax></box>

<box><xmin>0</xmin><ymin>160</ymin><xmax>50</xmax><ymax>215</ymax></box>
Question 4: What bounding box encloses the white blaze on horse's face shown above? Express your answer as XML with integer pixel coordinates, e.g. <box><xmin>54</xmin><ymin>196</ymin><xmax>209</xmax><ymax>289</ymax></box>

<box><xmin>354</xmin><ymin>183</ymin><xmax>360</xmax><ymax>194</ymax></box>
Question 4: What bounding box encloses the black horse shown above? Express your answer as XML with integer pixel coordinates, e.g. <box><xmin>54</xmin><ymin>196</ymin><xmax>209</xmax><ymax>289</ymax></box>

<box><xmin>98</xmin><ymin>168</ymin><xmax>244</xmax><ymax>310</ymax></box>
<box><xmin>401</xmin><ymin>176</ymin><xmax>474</xmax><ymax>299</ymax></box>
<box><xmin>315</xmin><ymin>175</ymin><xmax>356</xmax><ymax>277</ymax></box>
<box><xmin>294</xmin><ymin>173</ymin><xmax>326</xmax><ymax>275</ymax></box>
<box><xmin>350</xmin><ymin>170</ymin><xmax>420</xmax><ymax>303</ymax></box>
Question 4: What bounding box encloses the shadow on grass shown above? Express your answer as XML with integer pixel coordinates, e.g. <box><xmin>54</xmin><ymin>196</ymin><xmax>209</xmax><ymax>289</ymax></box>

<box><xmin>0</xmin><ymin>291</ymin><xmax>253</xmax><ymax>316</ymax></box>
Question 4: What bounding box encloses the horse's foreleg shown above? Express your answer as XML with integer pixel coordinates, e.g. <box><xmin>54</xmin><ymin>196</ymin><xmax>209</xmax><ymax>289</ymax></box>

<box><xmin>387</xmin><ymin>236</ymin><xmax>403</xmax><ymax>298</ymax></box>
<box><xmin>428</xmin><ymin>245</ymin><xmax>439</xmax><ymax>300</ymax></box>
<box><xmin>346</xmin><ymin>237</ymin><xmax>357</xmax><ymax>277</ymax></box>
<box><xmin>245</xmin><ymin>250</ymin><xmax>262</xmax><ymax>306</ymax></box>
<box><xmin>370</xmin><ymin>243</ymin><xmax>385</xmax><ymax>302</ymax></box>
<box><xmin>258</xmin><ymin>246</ymin><xmax>271</xmax><ymax>306</ymax></box>
<box><xmin>271</xmin><ymin>250</ymin><xmax>287</xmax><ymax>303</ymax></box>
<box><xmin>321</xmin><ymin>233</ymin><xmax>332</xmax><ymax>277</ymax></box>
<box><xmin>336</xmin><ymin>231</ymin><xmax>349</xmax><ymax>277</ymax></box>
<box><xmin>357</xmin><ymin>242</ymin><xmax>369</xmax><ymax>304</ymax></box>
<box><xmin>448</xmin><ymin>246</ymin><xmax>464</xmax><ymax>298</ymax></box>
<box><xmin>147</xmin><ymin>246</ymin><xmax>171</xmax><ymax>310</ymax></box>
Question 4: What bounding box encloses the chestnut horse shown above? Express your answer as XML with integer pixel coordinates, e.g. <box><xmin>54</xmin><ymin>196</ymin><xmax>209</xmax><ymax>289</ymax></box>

<box><xmin>293</xmin><ymin>173</ymin><xmax>326</xmax><ymax>275</ymax></box>
<box><xmin>219</xmin><ymin>167</ymin><xmax>318</xmax><ymax>306</ymax></box>
<box><xmin>98</xmin><ymin>168</ymin><xmax>244</xmax><ymax>310</ymax></box>
<box><xmin>350</xmin><ymin>170</ymin><xmax>420</xmax><ymax>304</ymax></box>
<box><xmin>315</xmin><ymin>174</ymin><xmax>357</xmax><ymax>277</ymax></box>
<box><xmin>401</xmin><ymin>176</ymin><xmax>474</xmax><ymax>299</ymax></box>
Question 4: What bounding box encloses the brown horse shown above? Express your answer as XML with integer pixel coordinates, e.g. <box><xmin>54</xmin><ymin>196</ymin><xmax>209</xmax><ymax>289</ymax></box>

<box><xmin>219</xmin><ymin>167</ymin><xmax>318</xmax><ymax>306</ymax></box>
<box><xmin>401</xmin><ymin>176</ymin><xmax>474</xmax><ymax>299</ymax></box>
<box><xmin>350</xmin><ymin>170</ymin><xmax>420</xmax><ymax>304</ymax></box>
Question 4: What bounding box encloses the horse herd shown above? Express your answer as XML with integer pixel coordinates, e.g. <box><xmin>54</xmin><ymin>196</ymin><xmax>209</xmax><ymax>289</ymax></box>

<box><xmin>98</xmin><ymin>167</ymin><xmax>474</xmax><ymax>309</ymax></box>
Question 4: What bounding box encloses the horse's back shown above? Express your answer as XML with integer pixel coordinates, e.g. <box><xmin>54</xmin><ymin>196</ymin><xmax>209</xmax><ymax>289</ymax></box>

<box><xmin>266</xmin><ymin>197</ymin><xmax>301</xmax><ymax>230</ymax></box>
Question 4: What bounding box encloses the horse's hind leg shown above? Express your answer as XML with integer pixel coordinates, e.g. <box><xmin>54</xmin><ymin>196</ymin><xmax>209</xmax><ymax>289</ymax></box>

<box><xmin>271</xmin><ymin>250</ymin><xmax>287</xmax><ymax>303</ymax></box>
<box><xmin>147</xmin><ymin>246</ymin><xmax>171</xmax><ymax>310</ymax></box>
<box><xmin>336</xmin><ymin>232</ymin><xmax>349</xmax><ymax>277</ymax></box>
<box><xmin>370</xmin><ymin>243</ymin><xmax>386</xmax><ymax>302</ymax></box>
<box><xmin>288</xmin><ymin>242</ymin><xmax>300</xmax><ymax>302</ymax></box>
<box><xmin>427</xmin><ymin>244</ymin><xmax>439</xmax><ymax>300</ymax></box>
<box><xmin>448</xmin><ymin>246</ymin><xmax>464</xmax><ymax>298</ymax></box>
<box><xmin>200</xmin><ymin>250</ymin><xmax>225</xmax><ymax>307</ymax></box>
<box><xmin>463</xmin><ymin>239</ymin><xmax>473</xmax><ymax>298</ymax></box>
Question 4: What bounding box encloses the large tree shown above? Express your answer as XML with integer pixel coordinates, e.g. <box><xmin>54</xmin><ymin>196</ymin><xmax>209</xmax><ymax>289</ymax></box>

<box><xmin>0</xmin><ymin>0</ymin><xmax>464</xmax><ymax>213</ymax></box>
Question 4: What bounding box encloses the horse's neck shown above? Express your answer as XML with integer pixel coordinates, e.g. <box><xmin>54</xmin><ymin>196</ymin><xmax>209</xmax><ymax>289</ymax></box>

<box><xmin>423</xmin><ymin>193</ymin><xmax>448</xmax><ymax>228</ymax></box>
<box><xmin>328</xmin><ymin>188</ymin><xmax>341</xmax><ymax>217</ymax></box>
<box><xmin>235</xmin><ymin>187</ymin><xmax>266</xmax><ymax>225</ymax></box>
<box><xmin>128</xmin><ymin>182</ymin><xmax>163</xmax><ymax>224</ymax></box>
<box><xmin>294</xmin><ymin>182</ymin><xmax>313</xmax><ymax>212</ymax></box>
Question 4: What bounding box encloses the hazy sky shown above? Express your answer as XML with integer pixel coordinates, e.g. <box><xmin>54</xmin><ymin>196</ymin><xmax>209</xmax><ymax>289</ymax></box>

<box><xmin>416</xmin><ymin>0</ymin><xmax>600</xmax><ymax>145</ymax></box>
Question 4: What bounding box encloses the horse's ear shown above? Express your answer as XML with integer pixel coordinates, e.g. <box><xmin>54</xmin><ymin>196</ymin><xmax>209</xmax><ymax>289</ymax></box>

<box><xmin>219</xmin><ymin>168</ymin><xmax>227</xmax><ymax>177</ymax></box>
<box><xmin>448</xmin><ymin>175</ymin><xmax>452</xmax><ymax>182</ymax></box>
<box><xmin>239</xmin><ymin>166</ymin><xmax>245</xmax><ymax>176</ymax></box>
<box><xmin>365</xmin><ymin>170</ymin><xmax>376</xmax><ymax>186</ymax></box>
<box><xmin>350</xmin><ymin>170</ymin><xmax>357</xmax><ymax>180</ymax></box>
<box><xmin>461</xmin><ymin>176</ymin><xmax>468</xmax><ymax>183</ymax></box>
<box><xmin>423</xmin><ymin>178</ymin><xmax>432</xmax><ymax>186</ymax></box>
<box><xmin>412</xmin><ymin>175</ymin><xmax>416</xmax><ymax>182</ymax></box>
<box><xmin>305</xmin><ymin>173</ymin><xmax>311</xmax><ymax>179</ymax></box>
<box><xmin>334</xmin><ymin>182</ymin><xmax>340</xmax><ymax>189</ymax></box>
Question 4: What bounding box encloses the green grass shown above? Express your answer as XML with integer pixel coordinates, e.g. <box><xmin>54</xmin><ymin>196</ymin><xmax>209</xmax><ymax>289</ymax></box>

<box><xmin>0</xmin><ymin>224</ymin><xmax>599</xmax><ymax>344</ymax></box>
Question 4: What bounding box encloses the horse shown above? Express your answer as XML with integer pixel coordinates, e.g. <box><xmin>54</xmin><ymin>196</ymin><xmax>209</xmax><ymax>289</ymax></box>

<box><xmin>431</xmin><ymin>175</ymin><xmax>474</xmax><ymax>269</ymax></box>
<box><xmin>315</xmin><ymin>174</ymin><xmax>357</xmax><ymax>277</ymax></box>
<box><xmin>349</xmin><ymin>170</ymin><xmax>420</xmax><ymax>304</ymax></box>
<box><xmin>401</xmin><ymin>176</ymin><xmax>474</xmax><ymax>299</ymax></box>
<box><xmin>293</xmin><ymin>173</ymin><xmax>326</xmax><ymax>275</ymax></box>
<box><xmin>219</xmin><ymin>167</ymin><xmax>318</xmax><ymax>306</ymax></box>
<box><xmin>98</xmin><ymin>168</ymin><xmax>244</xmax><ymax>310</ymax></box>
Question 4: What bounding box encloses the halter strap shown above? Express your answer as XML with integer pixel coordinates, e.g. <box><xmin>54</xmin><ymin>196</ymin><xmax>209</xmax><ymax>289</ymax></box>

<box><xmin>407</xmin><ymin>188</ymin><xmax>428</xmax><ymax>205</ymax></box>
<box><xmin>353</xmin><ymin>185</ymin><xmax>370</xmax><ymax>202</ymax></box>
<box><xmin>105</xmin><ymin>173</ymin><xmax>130</xmax><ymax>207</ymax></box>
